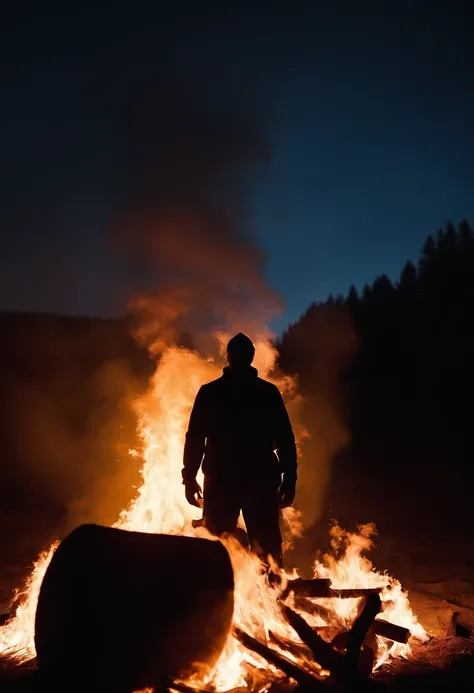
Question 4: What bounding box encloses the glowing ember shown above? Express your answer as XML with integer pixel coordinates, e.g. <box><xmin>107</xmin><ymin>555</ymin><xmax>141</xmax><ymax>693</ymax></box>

<box><xmin>0</xmin><ymin>338</ymin><xmax>427</xmax><ymax>687</ymax></box>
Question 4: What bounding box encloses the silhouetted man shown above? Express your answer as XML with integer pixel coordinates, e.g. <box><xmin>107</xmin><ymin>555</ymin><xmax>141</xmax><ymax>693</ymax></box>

<box><xmin>182</xmin><ymin>333</ymin><xmax>297</xmax><ymax>567</ymax></box>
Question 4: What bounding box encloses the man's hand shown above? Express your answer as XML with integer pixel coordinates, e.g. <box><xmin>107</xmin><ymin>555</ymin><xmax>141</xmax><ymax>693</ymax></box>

<box><xmin>184</xmin><ymin>479</ymin><xmax>203</xmax><ymax>508</ymax></box>
<box><xmin>279</xmin><ymin>476</ymin><xmax>296</xmax><ymax>508</ymax></box>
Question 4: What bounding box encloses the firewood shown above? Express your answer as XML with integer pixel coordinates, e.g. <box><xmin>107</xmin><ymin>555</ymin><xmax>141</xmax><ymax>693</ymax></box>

<box><xmin>266</xmin><ymin>678</ymin><xmax>294</xmax><ymax>693</ymax></box>
<box><xmin>281</xmin><ymin>578</ymin><xmax>332</xmax><ymax>599</ymax></box>
<box><xmin>292</xmin><ymin>596</ymin><xmax>334</xmax><ymax>624</ymax></box>
<box><xmin>354</xmin><ymin>629</ymin><xmax>380</xmax><ymax>680</ymax></box>
<box><xmin>280</xmin><ymin>604</ymin><xmax>344</xmax><ymax>675</ymax></box>
<box><xmin>233</xmin><ymin>627</ymin><xmax>326</xmax><ymax>690</ymax></box>
<box><xmin>372</xmin><ymin>619</ymin><xmax>410</xmax><ymax>644</ymax></box>
<box><xmin>169</xmin><ymin>681</ymin><xmax>249</xmax><ymax>693</ymax></box>
<box><xmin>280</xmin><ymin>605</ymin><xmax>382</xmax><ymax>687</ymax></box>
<box><xmin>268</xmin><ymin>630</ymin><xmax>313</xmax><ymax>659</ymax></box>
<box><xmin>330</xmin><ymin>588</ymin><xmax>384</xmax><ymax>599</ymax></box>
<box><xmin>357</xmin><ymin>644</ymin><xmax>376</xmax><ymax>679</ymax></box>
<box><xmin>332</xmin><ymin>618</ymin><xmax>411</xmax><ymax>656</ymax></box>
<box><xmin>170</xmin><ymin>681</ymin><xmax>215</xmax><ymax>693</ymax></box>
<box><xmin>343</xmin><ymin>593</ymin><xmax>382</xmax><ymax>678</ymax></box>
<box><xmin>283</xmin><ymin>578</ymin><xmax>386</xmax><ymax>600</ymax></box>
<box><xmin>331</xmin><ymin>631</ymin><xmax>349</xmax><ymax>653</ymax></box>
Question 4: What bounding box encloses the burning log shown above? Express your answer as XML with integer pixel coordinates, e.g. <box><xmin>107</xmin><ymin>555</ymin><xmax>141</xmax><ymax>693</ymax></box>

<box><xmin>268</xmin><ymin>630</ymin><xmax>313</xmax><ymax>659</ymax></box>
<box><xmin>169</xmin><ymin>681</ymin><xmax>225</xmax><ymax>693</ymax></box>
<box><xmin>283</xmin><ymin>578</ymin><xmax>385</xmax><ymax>600</ymax></box>
<box><xmin>343</xmin><ymin>593</ymin><xmax>382</xmax><ymax>677</ymax></box>
<box><xmin>330</xmin><ymin>588</ymin><xmax>384</xmax><ymax>599</ymax></box>
<box><xmin>292</xmin><ymin>596</ymin><xmax>334</xmax><ymax>624</ymax></box>
<box><xmin>332</xmin><ymin>619</ymin><xmax>411</xmax><ymax>651</ymax></box>
<box><xmin>357</xmin><ymin>637</ymin><xmax>377</xmax><ymax>679</ymax></box>
<box><xmin>233</xmin><ymin>627</ymin><xmax>326</xmax><ymax>690</ymax></box>
<box><xmin>35</xmin><ymin>524</ymin><xmax>234</xmax><ymax>693</ymax></box>
<box><xmin>282</xmin><ymin>599</ymin><xmax>385</xmax><ymax>683</ymax></box>
<box><xmin>170</xmin><ymin>682</ymin><xmax>216</xmax><ymax>693</ymax></box>
<box><xmin>281</xmin><ymin>578</ymin><xmax>332</xmax><ymax>599</ymax></box>
<box><xmin>288</xmin><ymin>591</ymin><xmax>409</xmax><ymax>641</ymax></box>
<box><xmin>372</xmin><ymin>619</ymin><xmax>411</xmax><ymax>644</ymax></box>
<box><xmin>280</xmin><ymin>604</ymin><xmax>344</xmax><ymax>675</ymax></box>
<box><xmin>170</xmin><ymin>683</ymin><xmax>252</xmax><ymax>693</ymax></box>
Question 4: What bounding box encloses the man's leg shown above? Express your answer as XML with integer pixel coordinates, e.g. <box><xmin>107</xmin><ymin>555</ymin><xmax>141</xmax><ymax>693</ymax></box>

<box><xmin>203</xmin><ymin>476</ymin><xmax>241</xmax><ymax>537</ymax></box>
<box><xmin>241</xmin><ymin>483</ymin><xmax>282</xmax><ymax>568</ymax></box>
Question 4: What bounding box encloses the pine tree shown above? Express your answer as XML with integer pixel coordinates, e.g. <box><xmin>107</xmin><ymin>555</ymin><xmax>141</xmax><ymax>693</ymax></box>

<box><xmin>436</xmin><ymin>228</ymin><xmax>445</xmax><ymax>249</ymax></box>
<box><xmin>398</xmin><ymin>260</ymin><xmax>417</xmax><ymax>294</ymax></box>
<box><xmin>347</xmin><ymin>284</ymin><xmax>360</xmax><ymax>304</ymax></box>
<box><xmin>445</xmin><ymin>221</ymin><xmax>456</xmax><ymax>246</ymax></box>
<box><xmin>459</xmin><ymin>219</ymin><xmax>472</xmax><ymax>246</ymax></box>
<box><xmin>371</xmin><ymin>274</ymin><xmax>395</xmax><ymax>300</ymax></box>
<box><xmin>419</xmin><ymin>234</ymin><xmax>436</xmax><ymax>273</ymax></box>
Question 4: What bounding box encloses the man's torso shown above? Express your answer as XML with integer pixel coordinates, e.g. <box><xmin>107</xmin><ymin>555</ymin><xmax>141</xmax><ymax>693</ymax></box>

<box><xmin>200</xmin><ymin>373</ymin><xmax>281</xmax><ymax>484</ymax></box>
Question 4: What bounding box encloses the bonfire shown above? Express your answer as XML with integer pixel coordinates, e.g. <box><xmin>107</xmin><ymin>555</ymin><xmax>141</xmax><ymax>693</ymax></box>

<box><xmin>0</xmin><ymin>338</ymin><xmax>427</xmax><ymax>691</ymax></box>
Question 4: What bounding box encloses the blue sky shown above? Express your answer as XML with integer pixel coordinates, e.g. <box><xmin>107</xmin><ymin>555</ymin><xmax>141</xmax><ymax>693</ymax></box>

<box><xmin>1</xmin><ymin>2</ymin><xmax>472</xmax><ymax>334</ymax></box>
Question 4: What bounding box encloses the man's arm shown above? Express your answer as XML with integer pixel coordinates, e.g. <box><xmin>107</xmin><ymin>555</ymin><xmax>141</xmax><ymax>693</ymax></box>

<box><xmin>182</xmin><ymin>387</ymin><xmax>207</xmax><ymax>485</ymax></box>
<box><xmin>272</xmin><ymin>387</ymin><xmax>297</xmax><ymax>506</ymax></box>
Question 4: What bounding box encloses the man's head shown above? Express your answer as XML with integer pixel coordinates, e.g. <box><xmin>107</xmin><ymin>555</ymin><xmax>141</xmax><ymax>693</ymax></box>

<box><xmin>226</xmin><ymin>333</ymin><xmax>255</xmax><ymax>371</ymax></box>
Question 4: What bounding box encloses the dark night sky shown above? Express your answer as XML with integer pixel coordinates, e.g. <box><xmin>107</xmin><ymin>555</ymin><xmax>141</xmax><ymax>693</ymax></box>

<box><xmin>1</xmin><ymin>1</ymin><xmax>473</xmax><ymax>333</ymax></box>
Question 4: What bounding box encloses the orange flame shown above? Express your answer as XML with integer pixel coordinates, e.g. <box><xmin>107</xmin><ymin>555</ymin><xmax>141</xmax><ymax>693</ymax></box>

<box><xmin>312</xmin><ymin>523</ymin><xmax>427</xmax><ymax>668</ymax></box>
<box><xmin>0</xmin><ymin>338</ymin><xmax>426</xmax><ymax>686</ymax></box>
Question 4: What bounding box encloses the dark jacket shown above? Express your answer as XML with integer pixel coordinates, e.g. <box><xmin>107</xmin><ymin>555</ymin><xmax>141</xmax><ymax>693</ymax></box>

<box><xmin>182</xmin><ymin>366</ymin><xmax>297</xmax><ymax>487</ymax></box>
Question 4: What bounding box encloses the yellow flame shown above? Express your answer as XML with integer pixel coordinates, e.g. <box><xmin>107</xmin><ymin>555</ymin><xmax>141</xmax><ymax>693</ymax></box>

<box><xmin>0</xmin><ymin>339</ymin><xmax>426</xmax><ymax>686</ymax></box>
<box><xmin>311</xmin><ymin>523</ymin><xmax>427</xmax><ymax>668</ymax></box>
<box><xmin>0</xmin><ymin>543</ymin><xmax>58</xmax><ymax>661</ymax></box>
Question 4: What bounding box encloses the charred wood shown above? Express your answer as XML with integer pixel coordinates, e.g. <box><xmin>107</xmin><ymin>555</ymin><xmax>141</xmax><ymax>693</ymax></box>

<box><xmin>169</xmin><ymin>681</ymin><xmax>250</xmax><ymax>693</ymax></box>
<box><xmin>169</xmin><ymin>681</ymin><xmax>216</xmax><ymax>693</ymax></box>
<box><xmin>343</xmin><ymin>593</ymin><xmax>382</xmax><ymax>678</ymax></box>
<box><xmin>293</xmin><ymin>594</ymin><xmax>410</xmax><ymax>646</ymax></box>
<box><xmin>332</xmin><ymin>619</ymin><xmax>411</xmax><ymax>650</ymax></box>
<box><xmin>357</xmin><ymin>643</ymin><xmax>376</xmax><ymax>679</ymax></box>
<box><xmin>292</xmin><ymin>596</ymin><xmax>334</xmax><ymax>625</ymax></box>
<box><xmin>268</xmin><ymin>630</ymin><xmax>313</xmax><ymax>659</ymax></box>
<box><xmin>330</xmin><ymin>588</ymin><xmax>384</xmax><ymax>599</ymax></box>
<box><xmin>372</xmin><ymin>619</ymin><xmax>410</xmax><ymax>644</ymax></box>
<box><xmin>281</xmin><ymin>579</ymin><xmax>332</xmax><ymax>599</ymax></box>
<box><xmin>280</xmin><ymin>604</ymin><xmax>344</xmax><ymax>675</ymax></box>
<box><xmin>233</xmin><ymin>627</ymin><xmax>326</xmax><ymax>690</ymax></box>
<box><xmin>283</xmin><ymin>578</ymin><xmax>385</xmax><ymax>600</ymax></box>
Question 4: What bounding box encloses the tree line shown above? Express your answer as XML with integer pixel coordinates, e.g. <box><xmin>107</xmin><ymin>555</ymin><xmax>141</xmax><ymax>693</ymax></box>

<box><xmin>277</xmin><ymin>220</ymin><xmax>474</xmax><ymax>543</ymax></box>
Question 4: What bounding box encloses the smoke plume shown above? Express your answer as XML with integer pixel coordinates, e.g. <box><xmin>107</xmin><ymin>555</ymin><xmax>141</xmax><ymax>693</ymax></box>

<box><xmin>109</xmin><ymin>77</ymin><xmax>282</xmax><ymax>354</ymax></box>
<box><xmin>277</xmin><ymin>302</ymin><xmax>358</xmax><ymax>572</ymax></box>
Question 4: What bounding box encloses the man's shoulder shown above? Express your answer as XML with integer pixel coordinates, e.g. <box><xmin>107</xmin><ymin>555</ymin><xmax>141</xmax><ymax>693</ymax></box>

<box><xmin>200</xmin><ymin>375</ymin><xmax>226</xmax><ymax>394</ymax></box>
<box><xmin>256</xmin><ymin>377</ymin><xmax>280</xmax><ymax>396</ymax></box>
<box><xmin>199</xmin><ymin>373</ymin><xmax>280</xmax><ymax>396</ymax></box>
